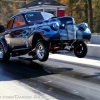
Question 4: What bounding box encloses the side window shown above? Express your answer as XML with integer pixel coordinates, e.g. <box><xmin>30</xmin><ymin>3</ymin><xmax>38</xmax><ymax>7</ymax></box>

<box><xmin>7</xmin><ymin>20</ymin><xmax>13</xmax><ymax>29</ymax></box>
<box><xmin>13</xmin><ymin>15</ymin><xmax>25</xmax><ymax>28</ymax></box>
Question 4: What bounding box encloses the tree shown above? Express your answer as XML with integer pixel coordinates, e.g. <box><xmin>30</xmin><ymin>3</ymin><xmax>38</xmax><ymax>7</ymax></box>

<box><xmin>63</xmin><ymin>0</ymin><xmax>93</xmax><ymax>32</ymax></box>
<box><xmin>87</xmin><ymin>0</ymin><xmax>93</xmax><ymax>32</ymax></box>
<box><xmin>0</xmin><ymin>0</ymin><xmax>99</xmax><ymax>33</ymax></box>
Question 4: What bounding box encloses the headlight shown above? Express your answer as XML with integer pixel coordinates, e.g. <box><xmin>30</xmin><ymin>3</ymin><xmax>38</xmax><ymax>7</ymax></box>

<box><xmin>52</xmin><ymin>22</ymin><xmax>60</xmax><ymax>30</ymax></box>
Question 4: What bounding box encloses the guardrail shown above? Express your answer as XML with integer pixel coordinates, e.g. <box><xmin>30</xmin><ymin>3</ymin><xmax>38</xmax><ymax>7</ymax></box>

<box><xmin>87</xmin><ymin>35</ymin><xmax>100</xmax><ymax>58</ymax></box>
<box><xmin>90</xmin><ymin>35</ymin><xmax>100</xmax><ymax>44</ymax></box>
<box><xmin>87</xmin><ymin>44</ymin><xmax>100</xmax><ymax>58</ymax></box>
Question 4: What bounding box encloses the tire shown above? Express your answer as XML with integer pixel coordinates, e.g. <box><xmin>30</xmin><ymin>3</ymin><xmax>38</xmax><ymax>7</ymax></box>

<box><xmin>0</xmin><ymin>42</ymin><xmax>10</xmax><ymax>62</ymax></box>
<box><xmin>35</xmin><ymin>41</ymin><xmax>49</xmax><ymax>62</ymax></box>
<box><xmin>74</xmin><ymin>41</ymin><xmax>87</xmax><ymax>58</ymax></box>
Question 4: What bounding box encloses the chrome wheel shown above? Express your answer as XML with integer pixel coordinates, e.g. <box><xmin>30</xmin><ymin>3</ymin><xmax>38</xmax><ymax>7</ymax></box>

<box><xmin>36</xmin><ymin>44</ymin><xmax>44</xmax><ymax>59</ymax></box>
<box><xmin>36</xmin><ymin>41</ymin><xmax>49</xmax><ymax>62</ymax></box>
<box><xmin>0</xmin><ymin>44</ymin><xmax>3</xmax><ymax>59</ymax></box>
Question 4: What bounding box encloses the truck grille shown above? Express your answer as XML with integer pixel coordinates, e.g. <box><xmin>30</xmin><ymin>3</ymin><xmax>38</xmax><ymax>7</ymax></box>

<box><xmin>65</xmin><ymin>24</ymin><xmax>76</xmax><ymax>40</ymax></box>
<box><xmin>59</xmin><ymin>24</ymin><xmax>76</xmax><ymax>40</ymax></box>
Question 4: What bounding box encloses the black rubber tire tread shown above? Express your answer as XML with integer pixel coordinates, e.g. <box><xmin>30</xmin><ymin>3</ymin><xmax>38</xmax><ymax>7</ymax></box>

<box><xmin>74</xmin><ymin>41</ymin><xmax>87</xmax><ymax>58</ymax></box>
<box><xmin>0</xmin><ymin>42</ymin><xmax>10</xmax><ymax>62</ymax></box>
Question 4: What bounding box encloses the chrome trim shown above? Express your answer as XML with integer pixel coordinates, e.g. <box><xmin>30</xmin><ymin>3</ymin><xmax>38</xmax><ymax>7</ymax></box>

<box><xmin>36</xmin><ymin>44</ymin><xmax>44</xmax><ymax>59</ymax></box>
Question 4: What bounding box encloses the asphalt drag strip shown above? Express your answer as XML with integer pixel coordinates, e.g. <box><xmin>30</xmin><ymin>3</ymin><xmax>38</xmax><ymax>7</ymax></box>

<box><xmin>0</xmin><ymin>57</ymin><xmax>100</xmax><ymax>100</ymax></box>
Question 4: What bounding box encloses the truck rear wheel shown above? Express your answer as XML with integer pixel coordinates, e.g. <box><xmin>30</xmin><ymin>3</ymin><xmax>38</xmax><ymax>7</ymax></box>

<box><xmin>35</xmin><ymin>41</ymin><xmax>49</xmax><ymax>62</ymax></box>
<box><xmin>0</xmin><ymin>42</ymin><xmax>10</xmax><ymax>62</ymax></box>
<box><xmin>74</xmin><ymin>41</ymin><xmax>87</xmax><ymax>58</ymax></box>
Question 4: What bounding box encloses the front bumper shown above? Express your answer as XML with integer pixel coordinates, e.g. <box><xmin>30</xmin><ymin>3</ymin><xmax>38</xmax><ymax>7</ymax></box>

<box><xmin>76</xmin><ymin>28</ymin><xmax>91</xmax><ymax>41</ymax></box>
<box><xmin>83</xmin><ymin>34</ymin><xmax>91</xmax><ymax>40</ymax></box>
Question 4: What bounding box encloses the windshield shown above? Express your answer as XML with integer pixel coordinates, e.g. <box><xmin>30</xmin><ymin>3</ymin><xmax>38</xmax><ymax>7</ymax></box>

<box><xmin>25</xmin><ymin>12</ymin><xmax>54</xmax><ymax>22</ymax></box>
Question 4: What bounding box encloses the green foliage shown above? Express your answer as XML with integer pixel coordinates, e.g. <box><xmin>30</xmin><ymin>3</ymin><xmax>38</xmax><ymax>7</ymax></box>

<box><xmin>58</xmin><ymin>0</ymin><xmax>97</xmax><ymax>33</ymax></box>
<box><xmin>0</xmin><ymin>0</ymin><xmax>33</xmax><ymax>26</ymax></box>
<box><xmin>92</xmin><ymin>0</ymin><xmax>100</xmax><ymax>33</ymax></box>
<box><xmin>0</xmin><ymin>0</ymin><xmax>100</xmax><ymax>33</ymax></box>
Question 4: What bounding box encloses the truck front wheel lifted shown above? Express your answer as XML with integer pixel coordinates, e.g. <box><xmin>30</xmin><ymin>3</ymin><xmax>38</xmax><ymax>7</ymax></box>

<box><xmin>35</xmin><ymin>41</ymin><xmax>49</xmax><ymax>62</ymax></box>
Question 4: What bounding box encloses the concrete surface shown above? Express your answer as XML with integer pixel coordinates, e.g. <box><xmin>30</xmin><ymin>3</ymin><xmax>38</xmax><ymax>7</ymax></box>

<box><xmin>90</xmin><ymin>35</ymin><xmax>100</xmax><ymax>44</ymax></box>
<box><xmin>1</xmin><ymin>54</ymin><xmax>100</xmax><ymax>100</ymax></box>
<box><xmin>87</xmin><ymin>35</ymin><xmax>100</xmax><ymax>58</ymax></box>
<box><xmin>87</xmin><ymin>44</ymin><xmax>100</xmax><ymax>58</ymax></box>
<box><xmin>49</xmin><ymin>53</ymin><xmax>100</xmax><ymax>67</ymax></box>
